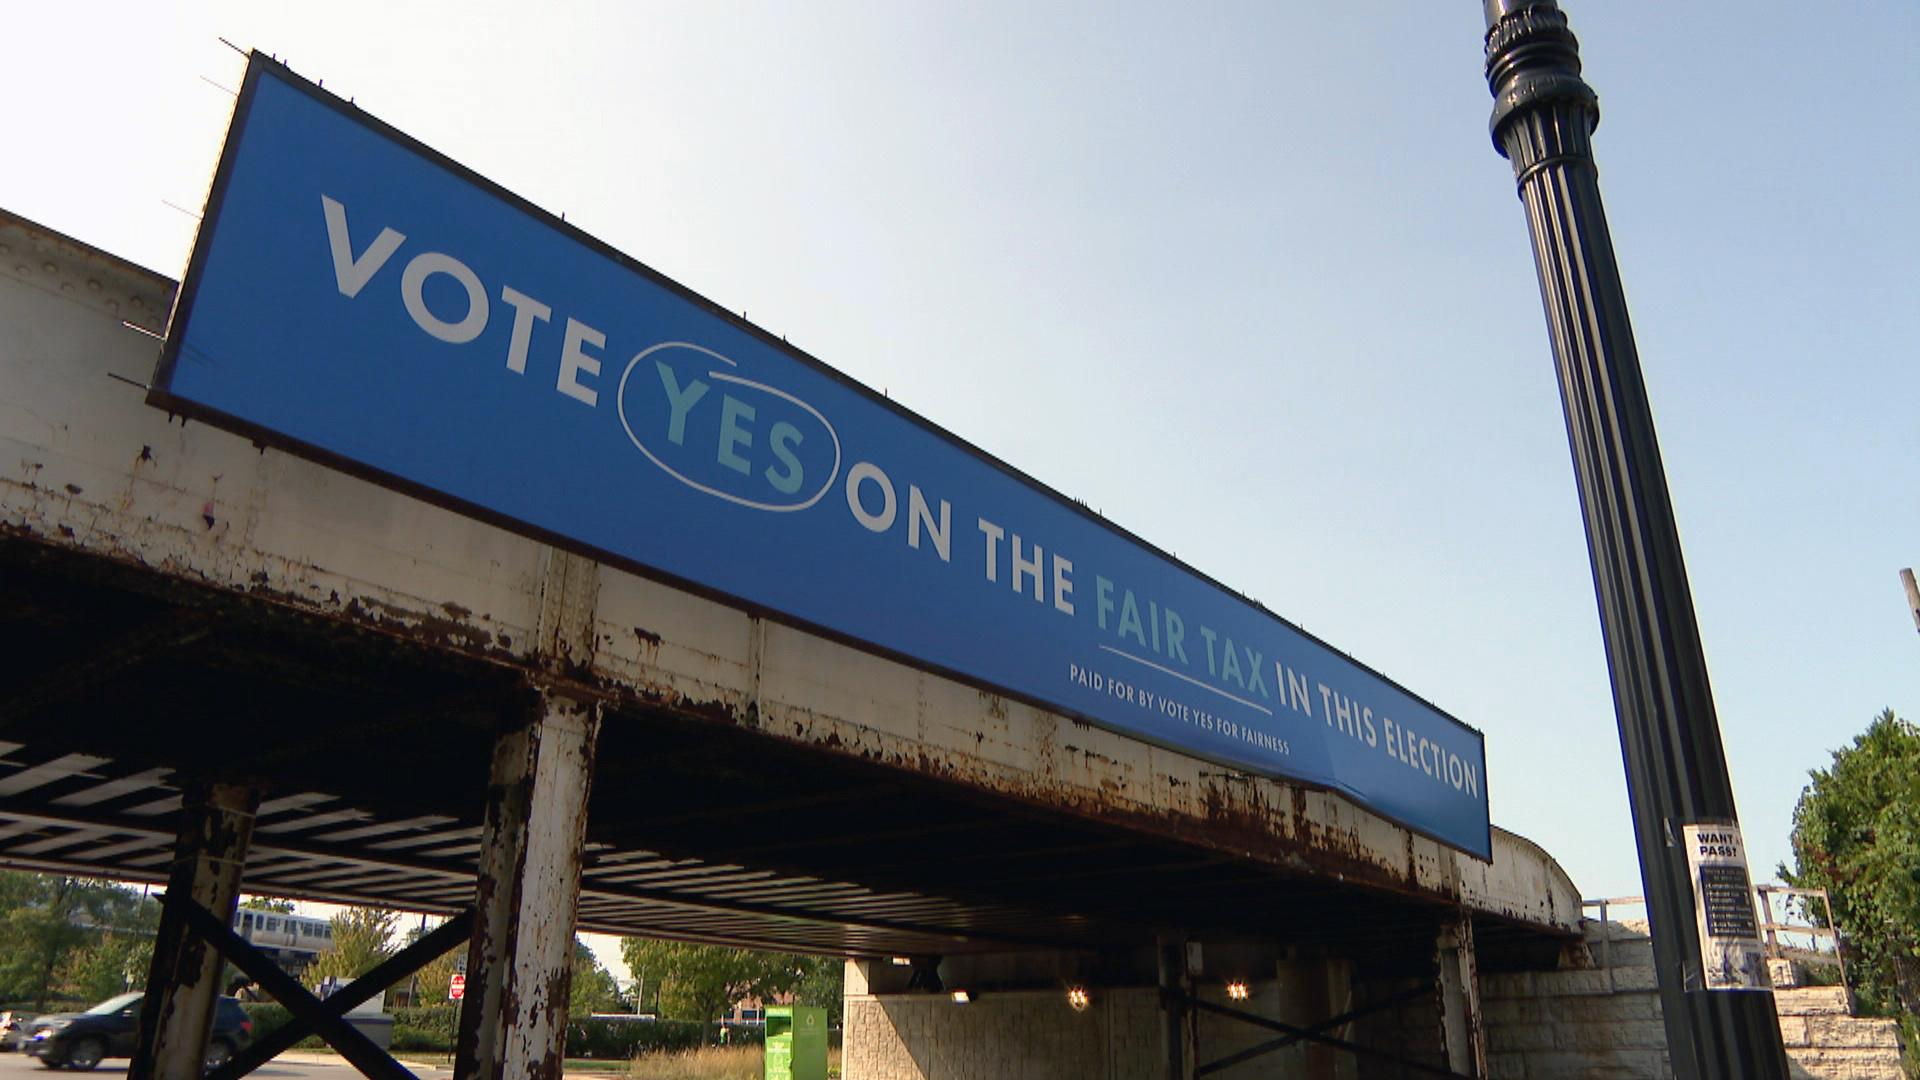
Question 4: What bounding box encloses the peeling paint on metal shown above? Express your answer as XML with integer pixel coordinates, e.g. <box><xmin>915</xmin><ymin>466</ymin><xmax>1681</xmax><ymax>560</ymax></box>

<box><xmin>3</xmin><ymin>211</ymin><xmax>1581</xmax><ymax>945</ymax></box>
<box><xmin>134</xmin><ymin>782</ymin><xmax>258</xmax><ymax>1080</ymax></box>
<box><xmin>451</xmin><ymin>574</ymin><xmax>600</xmax><ymax>1080</ymax></box>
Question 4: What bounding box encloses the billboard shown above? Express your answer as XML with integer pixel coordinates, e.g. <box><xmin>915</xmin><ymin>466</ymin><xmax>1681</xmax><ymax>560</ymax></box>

<box><xmin>157</xmin><ymin>55</ymin><xmax>1492</xmax><ymax>858</ymax></box>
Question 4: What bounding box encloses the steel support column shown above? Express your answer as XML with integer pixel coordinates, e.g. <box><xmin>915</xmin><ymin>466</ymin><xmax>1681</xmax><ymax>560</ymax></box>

<box><xmin>131</xmin><ymin>780</ymin><xmax>259</xmax><ymax>1080</ymax></box>
<box><xmin>1197</xmin><ymin>983</ymin><xmax>1429</xmax><ymax>1077</ymax></box>
<box><xmin>1156</xmin><ymin>936</ymin><xmax>1195</xmax><ymax>1080</ymax></box>
<box><xmin>1180</xmin><ymin>993</ymin><xmax>1465</xmax><ymax>1079</ymax></box>
<box><xmin>1481</xmin><ymin>3</ymin><xmax>1790</xmax><ymax>1077</ymax></box>
<box><xmin>1297</xmin><ymin>954</ymin><xmax>1347</xmax><ymax>1080</ymax></box>
<box><xmin>201</xmin><ymin>908</ymin><xmax>475</xmax><ymax>1080</ymax></box>
<box><xmin>1435</xmin><ymin>915</ymin><xmax>1486</xmax><ymax>1078</ymax></box>
<box><xmin>454</xmin><ymin>689</ymin><xmax>601</xmax><ymax>1080</ymax></box>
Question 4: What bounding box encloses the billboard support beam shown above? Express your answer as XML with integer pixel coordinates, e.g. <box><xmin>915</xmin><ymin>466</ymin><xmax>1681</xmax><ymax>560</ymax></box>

<box><xmin>454</xmin><ymin>687</ymin><xmax>601</xmax><ymax>1080</ymax></box>
<box><xmin>1435</xmin><ymin>913</ymin><xmax>1486</xmax><ymax>1076</ymax></box>
<box><xmin>1480</xmin><ymin>3</ymin><xmax>1789</xmax><ymax>1077</ymax></box>
<box><xmin>1156</xmin><ymin>935</ymin><xmax>1194</xmax><ymax>1080</ymax></box>
<box><xmin>131</xmin><ymin>780</ymin><xmax>259</xmax><ymax>1080</ymax></box>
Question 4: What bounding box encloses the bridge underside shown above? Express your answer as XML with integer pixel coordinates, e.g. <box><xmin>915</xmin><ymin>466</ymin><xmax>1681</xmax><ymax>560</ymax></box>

<box><xmin>0</xmin><ymin>535</ymin><xmax>1564</xmax><ymax>975</ymax></box>
<box><xmin>2</xmin><ymin>207</ymin><xmax>1586</xmax><ymax>1077</ymax></box>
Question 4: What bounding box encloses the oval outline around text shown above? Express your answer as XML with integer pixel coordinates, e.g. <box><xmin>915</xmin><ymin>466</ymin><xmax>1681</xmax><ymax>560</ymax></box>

<box><xmin>616</xmin><ymin>341</ymin><xmax>843</xmax><ymax>513</ymax></box>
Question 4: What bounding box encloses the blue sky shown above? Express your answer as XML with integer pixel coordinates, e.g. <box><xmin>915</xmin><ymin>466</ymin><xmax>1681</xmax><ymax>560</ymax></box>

<box><xmin>5</xmin><ymin>2</ymin><xmax>1916</xmax><ymax>950</ymax></box>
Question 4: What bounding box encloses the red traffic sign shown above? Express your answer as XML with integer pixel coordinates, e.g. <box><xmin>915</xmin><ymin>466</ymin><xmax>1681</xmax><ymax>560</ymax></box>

<box><xmin>449</xmin><ymin>973</ymin><xmax>466</xmax><ymax>1001</ymax></box>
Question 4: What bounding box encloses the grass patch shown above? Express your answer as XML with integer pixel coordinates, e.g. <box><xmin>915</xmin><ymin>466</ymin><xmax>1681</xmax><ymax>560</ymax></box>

<box><xmin>391</xmin><ymin>1043</ymin><xmax>845</xmax><ymax>1078</ymax></box>
<box><xmin>624</xmin><ymin>1045</ymin><xmax>842</xmax><ymax>1080</ymax></box>
<box><xmin>627</xmin><ymin>1046</ymin><xmax>760</xmax><ymax>1080</ymax></box>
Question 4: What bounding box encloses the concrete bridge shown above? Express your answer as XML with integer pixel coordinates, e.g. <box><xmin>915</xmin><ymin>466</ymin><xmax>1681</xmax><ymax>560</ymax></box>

<box><xmin>2</xmin><ymin>196</ymin><xmax>1580</xmax><ymax>1077</ymax></box>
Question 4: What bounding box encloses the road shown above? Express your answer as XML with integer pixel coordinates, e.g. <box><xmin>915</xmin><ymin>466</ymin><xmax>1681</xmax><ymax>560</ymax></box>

<box><xmin>0</xmin><ymin>1050</ymin><xmax>453</xmax><ymax>1078</ymax></box>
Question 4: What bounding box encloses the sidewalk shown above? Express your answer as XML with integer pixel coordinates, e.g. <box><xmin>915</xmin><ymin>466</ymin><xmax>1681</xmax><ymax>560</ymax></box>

<box><xmin>269</xmin><ymin>1050</ymin><xmax>630</xmax><ymax>1075</ymax></box>
<box><xmin>268</xmin><ymin>1051</ymin><xmax>451</xmax><ymax>1074</ymax></box>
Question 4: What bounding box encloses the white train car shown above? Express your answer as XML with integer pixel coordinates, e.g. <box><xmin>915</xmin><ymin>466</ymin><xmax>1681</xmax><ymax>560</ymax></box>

<box><xmin>233</xmin><ymin>910</ymin><xmax>335</xmax><ymax>972</ymax></box>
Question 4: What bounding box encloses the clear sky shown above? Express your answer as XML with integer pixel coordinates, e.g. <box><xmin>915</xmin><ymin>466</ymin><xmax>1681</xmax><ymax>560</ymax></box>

<box><xmin>7</xmin><ymin>1</ymin><xmax>1917</xmax><ymax>968</ymax></box>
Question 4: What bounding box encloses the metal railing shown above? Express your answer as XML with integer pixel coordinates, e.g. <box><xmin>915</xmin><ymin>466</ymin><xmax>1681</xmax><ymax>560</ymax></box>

<box><xmin>1582</xmin><ymin>887</ymin><xmax>1848</xmax><ymax>1001</ymax></box>
<box><xmin>1752</xmin><ymin>884</ymin><xmax>1849</xmax><ymax>1007</ymax></box>
<box><xmin>1581</xmin><ymin>896</ymin><xmax>1649</xmax><ymax>993</ymax></box>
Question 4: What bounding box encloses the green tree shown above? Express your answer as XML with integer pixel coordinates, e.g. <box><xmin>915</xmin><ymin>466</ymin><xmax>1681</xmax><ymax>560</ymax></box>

<box><xmin>570</xmin><ymin>939</ymin><xmax>623</xmax><ymax>1016</ymax></box>
<box><xmin>396</xmin><ymin>920</ymin><xmax>464</xmax><ymax>1008</ymax></box>
<box><xmin>384</xmin><ymin>932</ymin><xmax>617</xmax><ymax>1012</ymax></box>
<box><xmin>0</xmin><ymin>873</ymin><xmax>156</xmax><ymax>1009</ymax></box>
<box><xmin>305</xmin><ymin>907</ymin><xmax>401</xmax><ymax>989</ymax></box>
<box><xmin>58</xmin><ymin>933</ymin><xmax>153</xmax><ymax>1002</ymax></box>
<box><xmin>792</xmin><ymin>956</ymin><xmax>843</xmax><ymax>1020</ymax></box>
<box><xmin>405</xmin><ymin>945</ymin><xmax>462</xmax><ymax>1007</ymax></box>
<box><xmin>619</xmin><ymin>939</ymin><xmax>810</xmax><ymax>1037</ymax></box>
<box><xmin>1782</xmin><ymin>708</ymin><xmax>1920</xmax><ymax>1018</ymax></box>
<box><xmin>240</xmin><ymin>896</ymin><xmax>297</xmax><ymax>914</ymax></box>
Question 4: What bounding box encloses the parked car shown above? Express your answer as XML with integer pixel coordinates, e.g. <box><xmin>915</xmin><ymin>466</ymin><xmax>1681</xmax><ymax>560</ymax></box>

<box><xmin>0</xmin><ymin>1010</ymin><xmax>35</xmax><ymax>1051</ymax></box>
<box><xmin>23</xmin><ymin>991</ymin><xmax>251</xmax><ymax>1071</ymax></box>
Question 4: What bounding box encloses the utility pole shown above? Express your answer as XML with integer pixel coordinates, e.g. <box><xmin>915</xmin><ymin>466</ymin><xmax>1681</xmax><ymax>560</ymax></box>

<box><xmin>1480</xmin><ymin>3</ymin><xmax>1790</xmax><ymax>1078</ymax></box>
<box><xmin>407</xmin><ymin>911</ymin><xmax>428</xmax><ymax>1008</ymax></box>
<box><xmin>1899</xmin><ymin>569</ymin><xmax>1920</xmax><ymax>635</ymax></box>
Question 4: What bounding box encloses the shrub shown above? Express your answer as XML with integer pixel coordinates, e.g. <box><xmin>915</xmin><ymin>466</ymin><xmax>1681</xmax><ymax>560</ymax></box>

<box><xmin>567</xmin><ymin>1016</ymin><xmax>705</xmax><ymax>1058</ymax></box>
<box><xmin>246</xmin><ymin>1001</ymin><xmax>450</xmax><ymax>1051</ymax></box>
<box><xmin>239</xmin><ymin>1003</ymin><xmax>323</xmax><ymax>1049</ymax></box>
<box><xmin>390</xmin><ymin>1004</ymin><xmax>461</xmax><ymax>1052</ymax></box>
<box><xmin>714</xmin><ymin>1023</ymin><xmax>765</xmax><ymax>1047</ymax></box>
<box><xmin>245</xmin><ymin>1001</ymin><xmax>719</xmax><ymax>1059</ymax></box>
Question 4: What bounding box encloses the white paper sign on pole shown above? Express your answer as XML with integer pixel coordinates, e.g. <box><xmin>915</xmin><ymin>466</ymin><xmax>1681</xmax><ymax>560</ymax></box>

<box><xmin>1683</xmin><ymin>822</ymin><xmax>1770</xmax><ymax>992</ymax></box>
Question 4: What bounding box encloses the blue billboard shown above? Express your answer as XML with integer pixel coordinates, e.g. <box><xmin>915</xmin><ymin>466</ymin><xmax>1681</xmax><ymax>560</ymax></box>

<box><xmin>157</xmin><ymin>56</ymin><xmax>1491</xmax><ymax>858</ymax></box>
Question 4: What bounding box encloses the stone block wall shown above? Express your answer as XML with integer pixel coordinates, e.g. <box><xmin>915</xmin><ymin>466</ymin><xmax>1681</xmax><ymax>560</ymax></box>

<box><xmin>1473</xmin><ymin>924</ymin><xmax>1906</xmax><ymax>1080</ymax></box>
<box><xmin>1774</xmin><ymin>988</ymin><xmax>1905</xmax><ymax>1080</ymax></box>
<box><xmin>843</xmin><ymin>988</ymin><xmax>1161</xmax><ymax>1080</ymax></box>
<box><xmin>1478</xmin><ymin>954</ymin><xmax>1672</xmax><ymax>1078</ymax></box>
<box><xmin>842</xmin><ymin>930</ymin><xmax>1908</xmax><ymax>1079</ymax></box>
<box><xmin>844</xmin><ymin>977</ymin><xmax>1367</xmax><ymax>1079</ymax></box>
<box><xmin>1348</xmin><ymin>980</ymin><xmax>1444</xmax><ymax>1079</ymax></box>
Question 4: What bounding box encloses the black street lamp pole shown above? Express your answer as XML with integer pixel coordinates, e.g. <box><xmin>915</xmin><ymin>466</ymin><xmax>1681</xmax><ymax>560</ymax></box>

<box><xmin>1480</xmin><ymin>3</ymin><xmax>1791</xmax><ymax>1078</ymax></box>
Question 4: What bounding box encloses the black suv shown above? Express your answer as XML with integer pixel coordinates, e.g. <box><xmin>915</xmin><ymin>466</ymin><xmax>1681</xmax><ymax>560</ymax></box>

<box><xmin>24</xmin><ymin>992</ymin><xmax>252</xmax><ymax>1071</ymax></box>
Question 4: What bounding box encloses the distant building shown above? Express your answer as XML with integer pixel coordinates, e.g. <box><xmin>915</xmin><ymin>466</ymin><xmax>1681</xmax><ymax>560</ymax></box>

<box><xmin>721</xmin><ymin>992</ymin><xmax>791</xmax><ymax>1029</ymax></box>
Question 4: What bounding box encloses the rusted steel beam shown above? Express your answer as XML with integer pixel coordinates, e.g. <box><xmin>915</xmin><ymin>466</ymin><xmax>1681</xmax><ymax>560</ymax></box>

<box><xmin>1157</xmin><ymin>935</ymin><xmax>1193</xmax><ymax>1080</ymax></box>
<box><xmin>172</xmin><ymin>898</ymin><xmax>415</xmax><ymax>1080</ymax></box>
<box><xmin>207</xmin><ymin>908</ymin><xmax>474</xmax><ymax>1079</ymax></box>
<box><xmin>0</xmin><ymin>217</ymin><xmax>1561</xmax><ymax>941</ymax></box>
<box><xmin>130</xmin><ymin>781</ymin><xmax>258</xmax><ymax>1080</ymax></box>
<box><xmin>0</xmin><ymin>613</ymin><xmax>212</xmax><ymax>727</ymax></box>
<box><xmin>1435</xmin><ymin>912</ymin><xmax>1488</xmax><ymax>1077</ymax></box>
<box><xmin>627</xmin><ymin>782</ymin><xmax>905</xmax><ymax>830</ymax></box>
<box><xmin>0</xmin><ymin>792</ymin><xmax>1049</xmax><ymax>949</ymax></box>
<box><xmin>1196</xmin><ymin>983</ymin><xmax>1429</xmax><ymax>1077</ymax></box>
<box><xmin>1182</xmin><ymin>993</ymin><xmax>1468</xmax><ymax>1079</ymax></box>
<box><xmin>454</xmin><ymin>690</ymin><xmax>599</xmax><ymax>1080</ymax></box>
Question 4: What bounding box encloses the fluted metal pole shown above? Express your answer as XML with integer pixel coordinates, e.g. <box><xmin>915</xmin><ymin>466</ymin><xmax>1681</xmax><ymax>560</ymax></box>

<box><xmin>1480</xmin><ymin>3</ymin><xmax>1790</xmax><ymax>1078</ymax></box>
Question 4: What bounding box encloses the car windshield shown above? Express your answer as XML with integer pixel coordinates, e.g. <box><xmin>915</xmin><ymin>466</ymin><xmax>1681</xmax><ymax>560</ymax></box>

<box><xmin>83</xmin><ymin>992</ymin><xmax>145</xmax><ymax>1016</ymax></box>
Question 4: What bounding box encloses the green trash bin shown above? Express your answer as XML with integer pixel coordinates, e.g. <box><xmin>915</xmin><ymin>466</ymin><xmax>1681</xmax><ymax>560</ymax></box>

<box><xmin>764</xmin><ymin>1005</ymin><xmax>826</xmax><ymax>1080</ymax></box>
